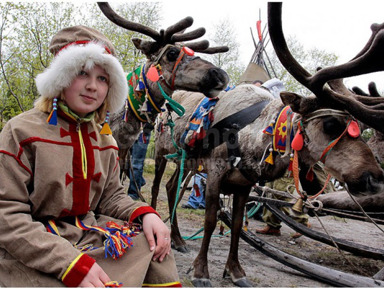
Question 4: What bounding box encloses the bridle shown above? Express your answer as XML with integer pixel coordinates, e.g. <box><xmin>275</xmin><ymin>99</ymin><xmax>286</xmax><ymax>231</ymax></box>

<box><xmin>125</xmin><ymin>45</ymin><xmax>194</xmax><ymax>123</ymax></box>
<box><xmin>149</xmin><ymin>44</ymin><xmax>196</xmax><ymax>91</ymax></box>
<box><xmin>291</xmin><ymin>108</ymin><xmax>360</xmax><ymax>200</ymax></box>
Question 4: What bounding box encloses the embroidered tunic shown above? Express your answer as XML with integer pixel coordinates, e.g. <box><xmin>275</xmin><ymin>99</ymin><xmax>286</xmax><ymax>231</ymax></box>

<box><xmin>0</xmin><ymin>108</ymin><xmax>180</xmax><ymax>287</ymax></box>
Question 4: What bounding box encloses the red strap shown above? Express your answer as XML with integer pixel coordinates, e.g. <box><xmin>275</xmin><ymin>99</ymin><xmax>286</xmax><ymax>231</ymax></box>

<box><xmin>170</xmin><ymin>50</ymin><xmax>185</xmax><ymax>89</ymax></box>
<box><xmin>319</xmin><ymin>121</ymin><xmax>350</xmax><ymax>163</ymax></box>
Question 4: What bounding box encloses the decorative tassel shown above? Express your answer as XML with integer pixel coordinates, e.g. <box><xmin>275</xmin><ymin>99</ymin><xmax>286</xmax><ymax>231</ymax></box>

<box><xmin>263</xmin><ymin>121</ymin><xmax>275</xmax><ymax>135</ymax></box>
<box><xmin>122</xmin><ymin>100</ymin><xmax>129</xmax><ymax>122</ymax></box>
<box><xmin>265</xmin><ymin>148</ymin><xmax>274</xmax><ymax>165</ymax></box>
<box><xmin>74</xmin><ymin>217</ymin><xmax>138</xmax><ymax>261</ymax></box>
<box><xmin>138</xmin><ymin>79</ymin><xmax>145</xmax><ymax>90</ymax></box>
<box><xmin>104</xmin><ymin>221</ymin><xmax>136</xmax><ymax>260</ymax></box>
<box><xmin>47</xmin><ymin>97</ymin><xmax>58</xmax><ymax>125</ymax></box>
<box><xmin>105</xmin><ymin>281</ymin><xmax>123</xmax><ymax>288</ymax></box>
<box><xmin>288</xmin><ymin>153</ymin><xmax>294</xmax><ymax>171</ymax></box>
<box><xmin>100</xmin><ymin>111</ymin><xmax>112</xmax><ymax>135</ymax></box>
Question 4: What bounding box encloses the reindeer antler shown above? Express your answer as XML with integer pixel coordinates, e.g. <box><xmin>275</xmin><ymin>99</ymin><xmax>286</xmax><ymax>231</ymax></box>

<box><xmin>268</xmin><ymin>2</ymin><xmax>384</xmax><ymax>133</ymax></box>
<box><xmin>97</xmin><ymin>2</ymin><xmax>229</xmax><ymax>55</ymax></box>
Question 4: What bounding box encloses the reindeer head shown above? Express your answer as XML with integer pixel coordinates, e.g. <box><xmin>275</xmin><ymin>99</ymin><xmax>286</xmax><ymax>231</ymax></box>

<box><xmin>268</xmin><ymin>3</ymin><xmax>384</xmax><ymax>196</ymax></box>
<box><xmin>97</xmin><ymin>2</ymin><xmax>229</xmax><ymax>98</ymax></box>
<box><xmin>268</xmin><ymin>2</ymin><xmax>384</xmax><ymax>134</ymax></box>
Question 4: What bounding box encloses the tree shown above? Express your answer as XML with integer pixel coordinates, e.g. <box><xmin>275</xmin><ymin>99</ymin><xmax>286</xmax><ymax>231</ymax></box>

<box><xmin>204</xmin><ymin>18</ymin><xmax>245</xmax><ymax>87</ymax></box>
<box><xmin>0</xmin><ymin>2</ymin><xmax>161</xmax><ymax>126</ymax></box>
<box><xmin>80</xmin><ymin>2</ymin><xmax>161</xmax><ymax>72</ymax></box>
<box><xmin>0</xmin><ymin>2</ymin><xmax>76</xmax><ymax>123</ymax></box>
<box><xmin>265</xmin><ymin>35</ymin><xmax>338</xmax><ymax>96</ymax></box>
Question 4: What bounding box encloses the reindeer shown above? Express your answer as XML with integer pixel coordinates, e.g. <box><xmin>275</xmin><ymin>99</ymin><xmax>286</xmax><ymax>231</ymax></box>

<box><xmin>149</xmin><ymin>3</ymin><xmax>384</xmax><ymax>287</ymax></box>
<box><xmin>97</xmin><ymin>3</ymin><xmax>229</xmax><ymax>172</ymax></box>
<box><xmin>317</xmin><ymin>82</ymin><xmax>384</xmax><ymax>211</ymax></box>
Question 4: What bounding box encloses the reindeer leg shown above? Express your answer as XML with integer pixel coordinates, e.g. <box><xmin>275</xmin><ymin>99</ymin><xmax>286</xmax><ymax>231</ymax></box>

<box><xmin>224</xmin><ymin>186</ymin><xmax>253</xmax><ymax>287</ymax></box>
<box><xmin>192</xmin><ymin>162</ymin><xmax>225</xmax><ymax>287</ymax></box>
<box><xmin>150</xmin><ymin>156</ymin><xmax>167</xmax><ymax>209</ymax></box>
<box><xmin>166</xmin><ymin>165</ymin><xmax>189</xmax><ymax>253</ymax></box>
<box><xmin>118</xmin><ymin>148</ymin><xmax>129</xmax><ymax>183</ymax></box>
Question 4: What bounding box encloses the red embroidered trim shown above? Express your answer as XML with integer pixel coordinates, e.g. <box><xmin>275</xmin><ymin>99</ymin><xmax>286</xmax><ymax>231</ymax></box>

<box><xmin>0</xmin><ymin>150</ymin><xmax>33</xmax><ymax>176</ymax></box>
<box><xmin>62</xmin><ymin>254</ymin><xmax>96</xmax><ymax>287</ymax></box>
<box><xmin>129</xmin><ymin>206</ymin><xmax>160</xmax><ymax>223</ymax></box>
<box><xmin>93</xmin><ymin>145</ymin><xmax>119</xmax><ymax>151</ymax></box>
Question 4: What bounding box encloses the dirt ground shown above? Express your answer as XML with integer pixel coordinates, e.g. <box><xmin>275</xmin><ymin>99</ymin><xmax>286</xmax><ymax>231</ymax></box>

<box><xmin>134</xmin><ymin>159</ymin><xmax>384</xmax><ymax>287</ymax></box>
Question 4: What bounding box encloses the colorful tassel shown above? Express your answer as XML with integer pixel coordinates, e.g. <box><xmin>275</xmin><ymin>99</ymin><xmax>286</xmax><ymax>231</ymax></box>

<box><xmin>47</xmin><ymin>97</ymin><xmax>58</xmax><ymax>125</ymax></box>
<box><xmin>100</xmin><ymin>111</ymin><xmax>112</xmax><ymax>135</ymax></box>
<box><xmin>105</xmin><ymin>281</ymin><xmax>123</xmax><ymax>288</ymax></box>
<box><xmin>74</xmin><ymin>217</ymin><xmax>138</xmax><ymax>260</ymax></box>
<box><xmin>265</xmin><ymin>148</ymin><xmax>274</xmax><ymax>165</ymax></box>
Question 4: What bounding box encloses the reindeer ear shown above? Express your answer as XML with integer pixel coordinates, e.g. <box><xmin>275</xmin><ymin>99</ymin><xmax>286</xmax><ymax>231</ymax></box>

<box><xmin>132</xmin><ymin>38</ymin><xmax>158</xmax><ymax>58</ymax></box>
<box><xmin>280</xmin><ymin>92</ymin><xmax>303</xmax><ymax>111</ymax></box>
<box><xmin>280</xmin><ymin>92</ymin><xmax>320</xmax><ymax>115</ymax></box>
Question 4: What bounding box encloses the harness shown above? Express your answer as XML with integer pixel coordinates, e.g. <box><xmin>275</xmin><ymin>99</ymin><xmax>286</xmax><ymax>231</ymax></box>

<box><xmin>125</xmin><ymin>65</ymin><xmax>163</xmax><ymax>123</ymax></box>
<box><xmin>183</xmin><ymin>99</ymin><xmax>270</xmax><ymax>176</ymax></box>
<box><xmin>264</xmin><ymin>107</ymin><xmax>361</xmax><ymax>202</ymax></box>
<box><xmin>124</xmin><ymin>45</ymin><xmax>194</xmax><ymax>123</ymax></box>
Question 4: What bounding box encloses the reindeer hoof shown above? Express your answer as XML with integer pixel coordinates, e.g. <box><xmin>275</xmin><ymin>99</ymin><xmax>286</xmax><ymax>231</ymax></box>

<box><xmin>233</xmin><ymin>277</ymin><xmax>253</xmax><ymax>287</ymax></box>
<box><xmin>171</xmin><ymin>242</ymin><xmax>189</xmax><ymax>253</ymax></box>
<box><xmin>192</xmin><ymin>278</ymin><xmax>213</xmax><ymax>287</ymax></box>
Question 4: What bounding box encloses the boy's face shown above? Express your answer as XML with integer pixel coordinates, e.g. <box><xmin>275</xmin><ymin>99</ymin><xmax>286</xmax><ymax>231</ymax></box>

<box><xmin>63</xmin><ymin>64</ymin><xmax>109</xmax><ymax>117</ymax></box>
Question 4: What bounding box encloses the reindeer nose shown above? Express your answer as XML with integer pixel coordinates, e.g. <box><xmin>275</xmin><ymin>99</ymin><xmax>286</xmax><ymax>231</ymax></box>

<box><xmin>348</xmin><ymin>171</ymin><xmax>384</xmax><ymax>195</ymax></box>
<box><xmin>208</xmin><ymin>68</ymin><xmax>229</xmax><ymax>89</ymax></box>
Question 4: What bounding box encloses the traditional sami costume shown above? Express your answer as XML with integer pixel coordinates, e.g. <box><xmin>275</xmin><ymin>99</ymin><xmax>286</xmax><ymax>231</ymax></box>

<box><xmin>0</xmin><ymin>25</ymin><xmax>181</xmax><ymax>287</ymax></box>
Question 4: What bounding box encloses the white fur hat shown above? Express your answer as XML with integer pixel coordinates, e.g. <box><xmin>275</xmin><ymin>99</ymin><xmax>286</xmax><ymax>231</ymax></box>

<box><xmin>35</xmin><ymin>25</ymin><xmax>127</xmax><ymax>114</ymax></box>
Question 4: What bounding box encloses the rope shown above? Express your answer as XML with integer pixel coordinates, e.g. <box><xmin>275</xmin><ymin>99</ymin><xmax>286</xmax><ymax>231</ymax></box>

<box><xmin>163</xmin><ymin>116</ymin><xmax>186</xmax><ymax>224</ymax></box>
<box><xmin>345</xmin><ymin>185</ymin><xmax>384</xmax><ymax>234</ymax></box>
<box><xmin>312</xmin><ymin>210</ymin><xmax>361</xmax><ymax>272</ymax></box>
<box><xmin>157</xmin><ymin>82</ymin><xmax>185</xmax><ymax>116</ymax></box>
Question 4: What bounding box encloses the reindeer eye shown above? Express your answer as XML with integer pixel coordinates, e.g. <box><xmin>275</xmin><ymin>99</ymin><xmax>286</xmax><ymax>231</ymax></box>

<box><xmin>166</xmin><ymin>48</ymin><xmax>180</xmax><ymax>62</ymax></box>
<box><xmin>322</xmin><ymin>116</ymin><xmax>345</xmax><ymax>138</ymax></box>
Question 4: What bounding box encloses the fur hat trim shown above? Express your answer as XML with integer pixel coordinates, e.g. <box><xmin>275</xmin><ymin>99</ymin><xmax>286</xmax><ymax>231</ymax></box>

<box><xmin>35</xmin><ymin>42</ymin><xmax>127</xmax><ymax>114</ymax></box>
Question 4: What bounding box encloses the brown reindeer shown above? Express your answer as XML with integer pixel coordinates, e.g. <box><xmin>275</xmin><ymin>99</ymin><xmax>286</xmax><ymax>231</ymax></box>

<box><xmin>97</xmin><ymin>3</ymin><xmax>229</xmax><ymax>171</ymax></box>
<box><xmin>317</xmin><ymin>82</ymin><xmax>384</xmax><ymax>211</ymax></box>
<box><xmin>268</xmin><ymin>3</ymin><xmax>384</xmax><ymax>135</ymax></box>
<box><xmin>149</xmin><ymin>3</ymin><xmax>384</xmax><ymax>287</ymax></box>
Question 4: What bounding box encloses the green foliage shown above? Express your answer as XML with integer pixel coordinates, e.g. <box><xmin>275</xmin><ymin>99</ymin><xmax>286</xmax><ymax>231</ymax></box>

<box><xmin>265</xmin><ymin>35</ymin><xmax>338</xmax><ymax>96</ymax></box>
<box><xmin>362</xmin><ymin>128</ymin><xmax>373</xmax><ymax>141</ymax></box>
<box><xmin>0</xmin><ymin>2</ymin><xmax>77</xmax><ymax>121</ymax></box>
<box><xmin>204</xmin><ymin>18</ymin><xmax>245</xmax><ymax>87</ymax></box>
<box><xmin>0</xmin><ymin>2</ymin><xmax>159</xmax><ymax>123</ymax></box>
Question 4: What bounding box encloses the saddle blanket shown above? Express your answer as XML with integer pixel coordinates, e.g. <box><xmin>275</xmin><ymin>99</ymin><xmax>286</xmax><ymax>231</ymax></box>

<box><xmin>180</xmin><ymin>97</ymin><xmax>218</xmax><ymax>148</ymax></box>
